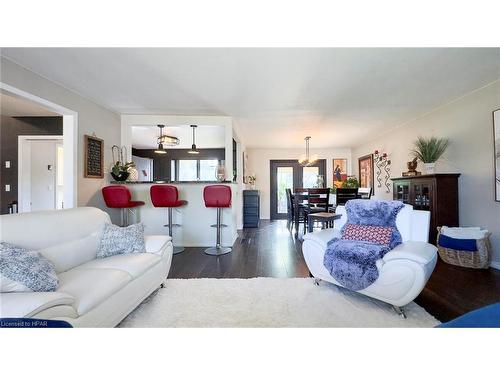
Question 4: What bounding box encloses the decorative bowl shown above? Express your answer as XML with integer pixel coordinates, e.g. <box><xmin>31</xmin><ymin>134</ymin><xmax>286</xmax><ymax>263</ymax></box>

<box><xmin>111</xmin><ymin>171</ymin><xmax>130</xmax><ymax>181</ymax></box>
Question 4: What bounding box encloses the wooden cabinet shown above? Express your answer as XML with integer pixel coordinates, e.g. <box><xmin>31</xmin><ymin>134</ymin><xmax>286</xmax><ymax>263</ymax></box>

<box><xmin>243</xmin><ymin>190</ymin><xmax>260</xmax><ymax>228</ymax></box>
<box><xmin>392</xmin><ymin>174</ymin><xmax>460</xmax><ymax>244</ymax></box>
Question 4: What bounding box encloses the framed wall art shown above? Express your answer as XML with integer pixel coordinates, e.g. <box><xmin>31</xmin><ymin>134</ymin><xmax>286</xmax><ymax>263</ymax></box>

<box><xmin>358</xmin><ymin>154</ymin><xmax>374</xmax><ymax>190</ymax></box>
<box><xmin>84</xmin><ymin>134</ymin><xmax>104</xmax><ymax>178</ymax></box>
<box><xmin>332</xmin><ymin>158</ymin><xmax>347</xmax><ymax>188</ymax></box>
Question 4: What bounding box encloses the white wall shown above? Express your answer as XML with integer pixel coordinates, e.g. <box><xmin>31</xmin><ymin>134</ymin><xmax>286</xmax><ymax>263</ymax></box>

<box><xmin>246</xmin><ymin>147</ymin><xmax>352</xmax><ymax>219</ymax></box>
<box><xmin>1</xmin><ymin>57</ymin><xmax>122</xmax><ymax>222</ymax></box>
<box><xmin>352</xmin><ymin>80</ymin><xmax>500</xmax><ymax>266</ymax></box>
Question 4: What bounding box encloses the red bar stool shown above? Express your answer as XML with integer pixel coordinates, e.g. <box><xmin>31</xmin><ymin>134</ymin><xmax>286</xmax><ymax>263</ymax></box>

<box><xmin>150</xmin><ymin>184</ymin><xmax>187</xmax><ymax>255</ymax></box>
<box><xmin>203</xmin><ymin>185</ymin><xmax>232</xmax><ymax>256</ymax></box>
<box><xmin>102</xmin><ymin>185</ymin><xmax>145</xmax><ymax>226</ymax></box>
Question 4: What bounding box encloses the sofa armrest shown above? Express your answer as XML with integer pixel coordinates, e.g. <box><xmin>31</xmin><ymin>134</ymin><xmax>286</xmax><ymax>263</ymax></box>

<box><xmin>144</xmin><ymin>235</ymin><xmax>172</xmax><ymax>256</ymax></box>
<box><xmin>303</xmin><ymin>228</ymin><xmax>341</xmax><ymax>249</ymax></box>
<box><xmin>0</xmin><ymin>292</ymin><xmax>75</xmax><ymax>318</ymax></box>
<box><xmin>383</xmin><ymin>241</ymin><xmax>437</xmax><ymax>265</ymax></box>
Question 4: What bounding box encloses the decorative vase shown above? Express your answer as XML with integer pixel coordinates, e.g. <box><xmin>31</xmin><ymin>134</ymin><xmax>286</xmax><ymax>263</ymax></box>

<box><xmin>111</xmin><ymin>171</ymin><xmax>130</xmax><ymax>181</ymax></box>
<box><xmin>316</xmin><ymin>175</ymin><xmax>325</xmax><ymax>188</ymax></box>
<box><xmin>423</xmin><ymin>163</ymin><xmax>436</xmax><ymax>175</ymax></box>
<box><xmin>216</xmin><ymin>163</ymin><xmax>226</xmax><ymax>182</ymax></box>
<box><xmin>127</xmin><ymin>168</ymin><xmax>139</xmax><ymax>181</ymax></box>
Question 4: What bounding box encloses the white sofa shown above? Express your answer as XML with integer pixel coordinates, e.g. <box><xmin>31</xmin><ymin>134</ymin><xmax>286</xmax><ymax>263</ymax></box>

<box><xmin>302</xmin><ymin>204</ymin><xmax>438</xmax><ymax>316</ymax></box>
<box><xmin>0</xmin><ymin>207</ymin><xmax>173</xmax><ymax>327</ymax></box>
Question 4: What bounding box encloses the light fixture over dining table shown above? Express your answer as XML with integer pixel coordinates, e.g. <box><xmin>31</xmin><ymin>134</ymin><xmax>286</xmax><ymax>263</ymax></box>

<box><xmin>298</xmin><ymin>136</ymin><xmax>318</xmax><ymax>166</ymax></box>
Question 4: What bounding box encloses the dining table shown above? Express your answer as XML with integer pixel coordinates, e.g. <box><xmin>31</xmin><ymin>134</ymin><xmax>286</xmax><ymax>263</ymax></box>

<box><xmin>291</xmin><ymin>191</ymin><xmax>337</xmax><ymax>235</ymax></box>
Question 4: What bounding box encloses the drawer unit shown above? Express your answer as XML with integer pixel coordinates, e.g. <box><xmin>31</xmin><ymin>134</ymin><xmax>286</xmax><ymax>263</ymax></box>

<box><xmin>243</xmin><ymin>190</ymin><xmax>260</xmax><ymax>228</ymax></box>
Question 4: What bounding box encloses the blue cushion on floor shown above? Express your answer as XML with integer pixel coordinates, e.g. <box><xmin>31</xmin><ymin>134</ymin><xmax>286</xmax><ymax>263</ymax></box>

<box><xmin>438</xmin><ymin>234</ymin><xmax>477</xmax><ymax>252</ymax></box>
<box><xmin>438</xmin><ymin>303</ymin><xmax>500</xmax><ymax>328</ymax></box>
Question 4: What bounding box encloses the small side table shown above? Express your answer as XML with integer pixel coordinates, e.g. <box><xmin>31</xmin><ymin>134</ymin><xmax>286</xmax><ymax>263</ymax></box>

<box><xmin>307</xmin><ymin>212</ymin><xmax>342</xmax><ymax>233</ymax></box>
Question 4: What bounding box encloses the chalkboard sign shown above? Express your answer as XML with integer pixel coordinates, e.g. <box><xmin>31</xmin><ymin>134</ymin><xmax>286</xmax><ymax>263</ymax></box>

<box><xmin>84</xmin><ymin>135</ymin><xmax>104</xmax><ymax>178</ymax></box>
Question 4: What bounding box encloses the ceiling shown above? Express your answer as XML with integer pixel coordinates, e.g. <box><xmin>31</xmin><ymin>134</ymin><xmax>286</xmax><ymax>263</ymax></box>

<box><xmin>132</xmin><ymin>125</ymin><xmax>225</xmax><ymax>149</ymax></box>
<box><xmin>0</xmin><ymin>90</ymin><xmax>59</xmax><ymax>116</ymax></box>
<box><xmin>1</xmin><ymin>48</ymin><xmax>499</xmax><ymax>148</ymax></box>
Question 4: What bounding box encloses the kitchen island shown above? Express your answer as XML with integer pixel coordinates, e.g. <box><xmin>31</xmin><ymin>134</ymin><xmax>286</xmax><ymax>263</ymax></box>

<box><xmin>111</xmin><ymin>181</ymin><xmax>238</xmax><ymax>248</ymax></box>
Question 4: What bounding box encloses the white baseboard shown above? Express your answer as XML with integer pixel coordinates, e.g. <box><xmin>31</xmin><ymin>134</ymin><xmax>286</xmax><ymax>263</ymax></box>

<box><xmin>490</xmin><ymin>261</ymin><xmax>500</xmax><ymax>270</ymax></box>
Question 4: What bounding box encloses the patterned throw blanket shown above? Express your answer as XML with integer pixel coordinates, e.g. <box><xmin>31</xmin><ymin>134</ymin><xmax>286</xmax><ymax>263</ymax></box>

<box><xmin>323</xmin><ymin>200</ymin><xmax>404</xmax><ymax>291</ymax></box>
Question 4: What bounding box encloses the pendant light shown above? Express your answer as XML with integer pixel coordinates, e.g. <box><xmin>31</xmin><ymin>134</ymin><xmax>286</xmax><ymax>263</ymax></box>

<box><xmin>154</xmin><ymin>124</ymin><xmax>180</xmax><ymax>154</ymax></box>
<box><xmin>298</xmin><ymin>136</ymin><xmax>318</xmax><ymax>166</ymax></box>
<box><xmin>188</xmin><ymin>125</ymin><xmax>200</xmax><ymax>154</ymax></box>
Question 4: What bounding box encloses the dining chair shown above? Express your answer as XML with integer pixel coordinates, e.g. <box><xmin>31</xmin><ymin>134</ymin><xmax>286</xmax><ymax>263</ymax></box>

<box><xmin>357</xmin><ymin>187</ymin><xmax>373</xmax><ymax>199</ymax></box>
<box><xmin>304</xmin><ymin>188</ymin><xmax>330</xmax><ymax>233</ymax></box>
<box><xmin>288</xmin><ymin>188</ymin><xmax>307</xmax><ymax>236</ymax></box>
<box><xmin>285</xmin><ymin>188</ymin><xmax>294</xmax><ymax>228</ymax></box>
<box><xmin>336</xmin><ymin>187</ymin><xmax>358</xmax><ymax>205</ymax></box>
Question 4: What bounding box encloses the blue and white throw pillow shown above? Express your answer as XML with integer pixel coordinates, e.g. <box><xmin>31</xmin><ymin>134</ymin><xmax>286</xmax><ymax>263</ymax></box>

<box><xmin>97</xmin><ymin>223</ymin><xmax>146</xmax><ymax>258</ymax></box>
<box><xmin>0</xmin><ymin>242</ymin><xmax>59</xmax><ymax>292</ymax></box>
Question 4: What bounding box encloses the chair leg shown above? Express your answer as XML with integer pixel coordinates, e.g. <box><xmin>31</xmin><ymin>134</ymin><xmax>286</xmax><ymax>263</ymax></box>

<box><xmin>120</xmin><ymin>208</ymin><xmax>128</xmax><ymax>227</ymax></box>
<box><xmin>392</xmin><ymin>305</ymin><xmax>407</xmax><ymax>319</ymax></box>
<box><xmin>167</xmin><ymin>208</ymin><xmax>184</xmax><ymax>255</ymax></box>
<box><xmin>205</xmin><ymin>207</ymin><xmax>232</xmax><ymax>256</ymax></box>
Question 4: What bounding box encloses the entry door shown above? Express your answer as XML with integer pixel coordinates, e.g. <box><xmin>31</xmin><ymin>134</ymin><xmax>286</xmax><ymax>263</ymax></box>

<box><xmin>270</xmin><ymin>159</ymin><xmax>326</xmax><ymax>220</ymax></box>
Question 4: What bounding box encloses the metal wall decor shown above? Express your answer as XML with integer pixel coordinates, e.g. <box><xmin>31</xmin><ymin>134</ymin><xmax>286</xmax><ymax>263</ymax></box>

<box><xmin>374</xmin><ymin>150</ymin><xmax>391</xmax><ymax>193</ymax></box>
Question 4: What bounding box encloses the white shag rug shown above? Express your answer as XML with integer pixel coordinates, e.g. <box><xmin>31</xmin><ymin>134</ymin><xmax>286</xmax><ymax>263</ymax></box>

<box><xmin>119</xmin><ymin>278</ymin><xmax>439</xmax><ymax>328</ymax></box>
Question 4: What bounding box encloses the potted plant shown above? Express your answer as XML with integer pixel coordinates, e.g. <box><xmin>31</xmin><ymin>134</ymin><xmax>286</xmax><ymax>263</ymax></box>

<box><xmin>411</xmin><ymin>136</ymin><xmax>449</xmax><ymax>174</ymax></box>
<box><xmin>111</xmin><ymin>161</ymin><xmax>135</xmax><ymax>181</ymax></box>
<box><xmin>342</xmin><ymin>176</ymin><xmax>359</xmax><ymax>188</ymax></box>
<box><xmin>246</xmin><ymin>175</ymin><xmax>257</xmax><ymax>189</ymax></box>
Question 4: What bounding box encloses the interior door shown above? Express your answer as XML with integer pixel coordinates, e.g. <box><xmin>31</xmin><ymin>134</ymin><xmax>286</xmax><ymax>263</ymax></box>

<box><xmin>270</xmin><ymin>159</ymin><xmax>326</xmax><ymax>220</ymax></box>
<box><xmin>27</xmin><ymin>139</ymin><xmax>60</xmax><ymax>212</ymax></box>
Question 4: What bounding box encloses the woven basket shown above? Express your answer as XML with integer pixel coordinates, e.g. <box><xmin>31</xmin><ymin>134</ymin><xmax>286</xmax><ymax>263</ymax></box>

<box><xmin>436</xmin><ymin>227</ymin><xmax>492</xmax><ymax>269</ymax></box>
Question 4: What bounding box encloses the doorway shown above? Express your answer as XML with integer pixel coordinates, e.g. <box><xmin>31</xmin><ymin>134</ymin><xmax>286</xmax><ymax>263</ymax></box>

<box><xmin>270</xmin><ymin>159</ymin><xmax>326</xmax><ymax>220</ymax></box>
<box><xmin>0</xmin><ymin>82</ymin><xmax>78</xmax><ymax>212</ymax></box>
<box><xmin>18</xmin><ymin>136</ymin><xmax>64</xmax><ymax>212</ymax></box>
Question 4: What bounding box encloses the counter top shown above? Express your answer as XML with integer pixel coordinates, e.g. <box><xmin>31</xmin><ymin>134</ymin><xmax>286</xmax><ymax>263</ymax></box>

<box><xmin>110</xmin><ymin>180</ymin><xmax>237</xmax><ymax>184</ymax></box>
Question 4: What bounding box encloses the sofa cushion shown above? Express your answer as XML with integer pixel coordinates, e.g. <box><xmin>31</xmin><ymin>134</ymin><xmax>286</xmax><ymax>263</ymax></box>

<box><xmin>38</xmin><ymin>232</ymin><xmax>102</xmax><ymax>273</ymax></box>
<box><xmin>342</xmin><ymin>224</ymin><xmax>393</xmax><ymax>246</ymax></box>
<box><xmin>57</xmin><ymin>268</ymin><xmax>132</xmax><ymax>315</ymax></box>
<box><xmin>97</xmin><ymin>223</ymin><xmax>146</xmax><ymax>258</ymax></box>
<box><xmin>0</xmin><ymin>291</ymin><xmax>75</xmax><ymax>318</ymax></box>
<box><xmin>77</xmin><ymin>253</ymin><xmax>161</xmax><ymax>278</ymax></box>
<box><xmin>1</xmin><ymin>242</ymin><xmax>59</xmax><ymax>292</ymax></box>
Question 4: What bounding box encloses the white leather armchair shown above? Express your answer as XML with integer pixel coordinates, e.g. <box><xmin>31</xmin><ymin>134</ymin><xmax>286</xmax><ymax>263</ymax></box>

<box><xmin>302</xmin><ymin>204</ymin><xmax>437</xmax><ymax>317</ymax></box>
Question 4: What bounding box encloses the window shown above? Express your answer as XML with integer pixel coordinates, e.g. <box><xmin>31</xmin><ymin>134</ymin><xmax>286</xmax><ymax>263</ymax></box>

<box><xmin>172</xmin><ymin>159</ymin><xmax>220</xmax><ymax>181</ymax></box>
<box><xmin>302</xmin><ymin>166</ymin><xmax>319</xmax><ymax>188</ymax></box>
<box><xmin>170</xmin><ymin>160</ymin><xmax>176</xmax><ymax>181</ymax></box>
<box><xmin>200</xmin><ymin>160</ymin><xmax>218</xmax><ymax>181</ymax></box>
<box><xmin>178</xmin><ymin>160</ymin><xmax>197</xmax><ymax>181</ymax></box>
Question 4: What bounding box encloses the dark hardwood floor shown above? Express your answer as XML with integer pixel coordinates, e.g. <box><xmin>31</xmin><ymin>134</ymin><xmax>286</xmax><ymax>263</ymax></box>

<box><xmin>169</xmin><ymin>220</ymin><xmax>310</xmax><ymax>279</ymax></box>
<box><xmin>169</xmin><ymin>219</ymin><xmax>500</xmax><ymax>322</ymax></box>
<box><xmin>415</xmin><ymin>259</ymin><xmax>500</xmax><ymax>321</ymax></box>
